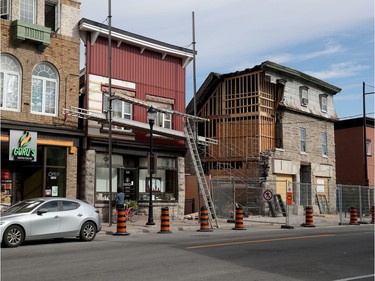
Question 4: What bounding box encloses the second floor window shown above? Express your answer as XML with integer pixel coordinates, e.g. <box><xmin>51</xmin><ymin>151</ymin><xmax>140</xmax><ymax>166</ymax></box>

<box><xmin>321</xmin><ymin>132</ymin><xmax>327</xmax><ymax>156</ymax></box>
<box><xmin>45</xmin><ymin>1</ymin><xmax>60</xmax><ymax>31</ymax></box>
<box><xmin>0</xmin><ymin>0</ymin><xmax>10</xmax><ymax>20</ymax></box>
<box><xmin>366</xmin><ymin>139</ymin><xmax>372</xmax><ymax>156</ymax></box>
<box><xmin>300</xmin><ymin>128</ymin><xmax>306</xmax><ymax>152</ymax></box>
<box><xmin>0</xmin><ymin>54</ymin><xmax>21</xmax><ymax>111</ymax></box>
<box><xmin>321</xmin><ymin>95</ymin><xmax>327</xmax><ymax>113</ymax></box>
<box><xmin>300</xmin><ymin>86</ymin><xmax>309</xmax><ymax>106</ymax></box>
<box><xmin>31</xmin><ymin>62</ymin><xmax>58</xmax><ymax>116</ymax></box>
<box><xmin>103</xmin><ymin>94</ymin><xmax>132</xmax><ymax>131</ymax></box>
<box><xmin>156</xmin><ymin>104</ymin><xmax>172</xmax><ymax>129</ymax></box>
<box><xmin>20</xmin><ymin>0</ymin><xmax>35</xmax><ymax>23</ymax></box>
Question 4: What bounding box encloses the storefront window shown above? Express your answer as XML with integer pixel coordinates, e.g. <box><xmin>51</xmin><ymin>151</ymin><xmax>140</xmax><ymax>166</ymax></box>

<box><xmin>138</xmin><ymin>157</ymin><xmax>177</xmax><ymax>202</ymax></box>
<box><xmin>95</xmin><ymin>154</ymin><xmax>123</xmax><ymax>202</ymax></box>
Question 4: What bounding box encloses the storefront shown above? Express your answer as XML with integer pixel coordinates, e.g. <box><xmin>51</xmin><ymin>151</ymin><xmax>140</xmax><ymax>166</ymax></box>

<box><xmin>1</xmin><ymin>127</ymin><xmax>81</xmax><ymax>207</ymax></box>
<box><xmin>81</xmin><ymin>145</ymin><xmax>186</xmax><ymax>221</ymax></box>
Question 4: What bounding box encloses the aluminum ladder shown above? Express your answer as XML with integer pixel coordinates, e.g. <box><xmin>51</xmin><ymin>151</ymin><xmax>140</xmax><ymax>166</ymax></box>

<box><xmin>183</xmin><ymin>119</ymin><xmax>219</xmax><ymax>228</ymax></box>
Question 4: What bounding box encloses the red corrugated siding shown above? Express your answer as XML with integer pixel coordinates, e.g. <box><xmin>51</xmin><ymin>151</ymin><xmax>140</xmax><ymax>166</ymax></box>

<box><xmin>86</xmin><ymin>34</ymin><xmax>187</xmax><ymax>146</ymax></box>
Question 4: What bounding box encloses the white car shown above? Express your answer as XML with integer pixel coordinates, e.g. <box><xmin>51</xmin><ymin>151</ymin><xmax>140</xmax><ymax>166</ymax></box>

<box><xmin>0</xmin><ymin>197</ymin><xmax>101</xmax><ymax>247</ymax></box>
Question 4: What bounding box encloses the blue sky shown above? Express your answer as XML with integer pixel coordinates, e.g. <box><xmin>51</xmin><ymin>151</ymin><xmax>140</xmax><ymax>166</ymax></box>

<box><xmin>80</xmin><ymin>0</ymin><xmax>374</xmax><ymax>120</ymax></box>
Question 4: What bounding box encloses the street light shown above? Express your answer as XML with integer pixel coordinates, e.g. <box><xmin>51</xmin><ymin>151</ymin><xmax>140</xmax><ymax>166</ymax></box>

<box><xmin>362</xmin><ymin>82</ymin><xmax>375</xmax><ymax>186</ymax></box>
<box><xmin>146</xmin><ymin>106</ymin><xmax>157</xmax><ymax>226</ymax></box>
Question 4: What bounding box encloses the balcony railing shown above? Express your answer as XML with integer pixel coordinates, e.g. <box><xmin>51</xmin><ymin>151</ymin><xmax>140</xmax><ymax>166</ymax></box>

<box><xmin>11</xmin><ymin>20</ymin><xmax>51</xmax><ymax>51</ymax></box>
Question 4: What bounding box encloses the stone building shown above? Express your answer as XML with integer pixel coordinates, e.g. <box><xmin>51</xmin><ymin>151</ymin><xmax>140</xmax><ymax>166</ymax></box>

<box><xmin>1</xmin><ymin>0</ymin><xmax>81</xmax><ymax>205</ymax></box>
<box><xmin>186</xmin><ymin>61</ymin><xmax>341</xmax><ymax>216</ymax></box>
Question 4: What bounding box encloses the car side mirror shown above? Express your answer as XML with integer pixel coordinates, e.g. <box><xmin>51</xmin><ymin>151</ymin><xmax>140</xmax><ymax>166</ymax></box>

<box><xmin>37</xmin><ymin>209</ymin><xmax>48</xmax><ymax>215</ymax></box>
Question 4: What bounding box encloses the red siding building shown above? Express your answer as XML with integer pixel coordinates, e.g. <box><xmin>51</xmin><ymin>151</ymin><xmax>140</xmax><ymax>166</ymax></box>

<box><xmin>335</xmin><ymin>117</ymin><xmax>374</xmax><ymax>186</ymax></box>
<box><xmin>78</xmin><ymin>18</ymin><xmax>194</xmax><ymax>220</ymax></box>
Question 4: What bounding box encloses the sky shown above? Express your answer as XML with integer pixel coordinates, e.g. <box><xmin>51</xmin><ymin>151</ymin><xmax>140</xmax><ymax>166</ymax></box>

<box><xmin>80</xmin><ymin>0</ymin><xmax>374</xmax><ymax>120</ymax></box>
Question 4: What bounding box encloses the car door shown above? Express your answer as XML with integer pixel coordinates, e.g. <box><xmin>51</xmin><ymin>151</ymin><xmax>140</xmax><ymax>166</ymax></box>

<box><xmin>59</xmin><ymin>200</ymin><xmax>83</xmax><ymax>236</ymax></box>
<box><xmin>29</xmin><ymin>200</ymin><xmax>61</xmax><ymax>238</ymax></box>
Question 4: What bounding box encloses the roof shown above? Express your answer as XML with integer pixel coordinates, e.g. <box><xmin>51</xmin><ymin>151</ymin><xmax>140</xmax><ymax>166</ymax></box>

<box><xmin>335</xmin><ymin>117</ymin><xmax>374</xmax><ymax>129</ymax></box>
<box><xmin>79</xmin><ymin>18</ymin><xmax>195</xmax><ymax>68</ymax></box>
<box><xmin>187</xmin><ymin>61</ymin><xmax>341</xmax><ymax>114</ymax></box>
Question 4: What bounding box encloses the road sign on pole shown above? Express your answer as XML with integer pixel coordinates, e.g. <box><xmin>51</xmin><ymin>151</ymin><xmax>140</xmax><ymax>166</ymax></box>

<box><xmin>263</xmin><ymin>189</ymin><xmax>273</xmax><ymax>201</ymax></box>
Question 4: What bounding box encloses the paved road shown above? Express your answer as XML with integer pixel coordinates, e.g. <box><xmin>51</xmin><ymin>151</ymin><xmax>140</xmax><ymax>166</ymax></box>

<box><xmin>1</xmin><ymin>225</ymin><xmax>374</xmax><ymax>281</ymax></box>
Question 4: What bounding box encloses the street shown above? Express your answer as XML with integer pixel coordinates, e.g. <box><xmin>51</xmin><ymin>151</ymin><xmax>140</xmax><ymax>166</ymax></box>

<box><xmin>1</xmin><ymin>225</ymin><xmax>374</xmax><ymax>281</ymax></box>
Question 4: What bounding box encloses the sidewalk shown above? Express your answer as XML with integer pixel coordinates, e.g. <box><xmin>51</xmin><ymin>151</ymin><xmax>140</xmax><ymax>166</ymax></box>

<box><xmin>98</xmin><ymin>213</ymin><xmax>353</xmax><ymax>236</ymax></box>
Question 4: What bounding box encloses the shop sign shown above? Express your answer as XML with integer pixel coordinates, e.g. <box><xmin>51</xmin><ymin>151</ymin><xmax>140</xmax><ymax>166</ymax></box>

<box><xmin>9</xmin><ymin>130</ymin><xmax>37</xmax><ymax>162</ymax></box>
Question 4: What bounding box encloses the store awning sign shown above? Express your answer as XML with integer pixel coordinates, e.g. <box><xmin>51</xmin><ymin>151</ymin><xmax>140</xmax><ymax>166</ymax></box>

<box><xmin>9</xmin><ymin>130</ymin><xmax>37</xmax><ymax>162</ymax></box>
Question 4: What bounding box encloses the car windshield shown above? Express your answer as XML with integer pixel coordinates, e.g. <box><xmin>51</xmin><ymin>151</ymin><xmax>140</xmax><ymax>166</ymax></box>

<box><xmin>1</xmin><ymin>200</ymin><xmax>44</xmax><ymax>214</ymax></box>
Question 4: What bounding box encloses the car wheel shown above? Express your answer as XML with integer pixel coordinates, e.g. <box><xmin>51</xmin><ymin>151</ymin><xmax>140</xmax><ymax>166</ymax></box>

<box><xmin>80</xmin><ymin>221</ymin><xmax>97</xmax><ymax>242</ymax></box>
<box><xmin>3</xmin><ymin>225</ymin><xmax>24</xmax><ymax>247</ymax></box>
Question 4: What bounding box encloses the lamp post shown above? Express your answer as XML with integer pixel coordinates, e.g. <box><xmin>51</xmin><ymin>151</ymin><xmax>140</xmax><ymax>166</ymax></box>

<box><xmin>146</xmin><ymin>106</ymin><xmax>157</xmax><ymax>226</ymax></box>
<box><xmin>362</xmin><ymin>82</ymin><xmax>375</xmax><ymax>186</ymax></box>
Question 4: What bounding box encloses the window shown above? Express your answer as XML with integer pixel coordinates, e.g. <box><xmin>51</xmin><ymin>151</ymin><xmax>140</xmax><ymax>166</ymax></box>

<box><xmin>300</xmin><ymin>128</ymin><xmax>306</xmax><ymax>152</ymax></box>
<box><xmin>0</xmin><ymin>54</ymin><xmax>21</xmax><ymax>111</ymax></box>
<box><xmin>0</xmin><ymin>0</ymin><xmax>10</xmax><ymax>20</ymax></box>
<box><xmin>20</xmin><ymin>0</ymin><xmax>35</xmax><ymax>23</ymax></box>
<box><xmin>31</xmin><ymin>62</ymin><xmax>58</xmax><ymax>115</ymax></box>
<box><xmin>103</xmin><ymin>94</ymin><xmax>132</xmax><ymax>131</ymax></box>
<box><xmin>157</xmin><ymin>104</ymin><xmax>172</xmax><ymax>129</ymax></box>
<box><xmin>321</xmin><ymin>132</ymin><xmax>327</xmax><ymax>156</ymax></box>
<box><xmin>149</xmin><ymin>102</ymin><xmax>172</xmax><ymax>129</ymax></box>
<box><xmin>62</xmin><ymin>201</ymin><xmax>79</xmax><ymax>211</ymax></box>
<box><xmin>366</xmin><ymin>139</ymin><xmax>372</xmax><ymax>156</ymax></box>
<box><xmin>300</xmin><ymin>86</ymin><xmax>309</xmax><ymax>106</ymax></box>
<box><xmin>40</xmin><ymin>201</ymin><xmax>59</xmax><ymax>212</ymax></box>
<box><xmin>45</xmin><ymin>1</ymin><xmax>60</xmax><ymax>31</ymax></box>
<box><xmin>321</xmin><ymin>95</ymin><xmax>327</xmax><ymax>113</ymax></box>
<box><xmin>138</xmin><ymin>157</ymin><xmax>177</xmax><ymax>202</ymax></box>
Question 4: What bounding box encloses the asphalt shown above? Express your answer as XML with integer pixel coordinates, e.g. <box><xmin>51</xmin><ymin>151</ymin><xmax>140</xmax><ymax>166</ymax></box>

<box><xmin>97</xmin><ymin>214</ymin><xmax>371</xmax><ymax>236</ymax></box>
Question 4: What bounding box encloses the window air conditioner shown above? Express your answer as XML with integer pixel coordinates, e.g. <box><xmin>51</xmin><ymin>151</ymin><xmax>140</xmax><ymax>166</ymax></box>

<box><xmin>301</xmin><ymin>98</ymin><xmax>308</xmax><ymax>106</ymax></box>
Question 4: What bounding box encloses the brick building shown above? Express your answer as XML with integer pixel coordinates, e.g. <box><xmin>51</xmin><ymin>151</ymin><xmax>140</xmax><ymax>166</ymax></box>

<box><xmin>335</xmin><ymin>117</ymin><xmax>374</xmax><ymax>186</ymax></box>
<box><xmin>186</xmin><ymin>61</ymin><xmax>341</xmax><ymax>215</ymax></box>
<box><xmin>1</xmin><ymin>0</ymin><xmax>81</xmax><ymax>205</ymax></box>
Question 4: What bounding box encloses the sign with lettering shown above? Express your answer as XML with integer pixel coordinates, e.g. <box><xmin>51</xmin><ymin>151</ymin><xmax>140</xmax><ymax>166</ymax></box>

<box><xmin>9</xmin><ymin>130</ymin><xmax>37</xmax><ymax>162</ymax></box>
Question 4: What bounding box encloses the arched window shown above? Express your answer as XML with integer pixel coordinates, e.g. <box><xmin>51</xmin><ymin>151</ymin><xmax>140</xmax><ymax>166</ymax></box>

<box><xmin>31</xmin><ymin>62</ymin><xmax>59</xmax><ymax>115</ymax></box>
<box><xmin>0</xmin><ymin>54</ymin><xmax>22</xmax><ymax>111</ymax></box>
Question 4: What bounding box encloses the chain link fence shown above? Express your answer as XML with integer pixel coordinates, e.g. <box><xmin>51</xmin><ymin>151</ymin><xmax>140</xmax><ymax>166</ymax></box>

<box><xmin>211</xmin><ymin>179</ymin><xmax>374</xmax><ymax>225</ymax></box>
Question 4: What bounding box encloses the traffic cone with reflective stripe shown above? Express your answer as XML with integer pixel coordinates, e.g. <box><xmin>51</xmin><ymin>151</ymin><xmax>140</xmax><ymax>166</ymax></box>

<box><xmin>113</xmin><ymin>208</ymin><xmax>130</xmax><ymax>236</ymax></box>
<box><xmin>233</xmin><ymin>207</ymin><xmax>247</xmax><ymax>230</ymax></box>
<box><xmin>158</xmin><ymin>207</ymin><xmax>172</xmax><ymax>234</ymax></box>
<box><xmin>197</xmin><ymin>206</ymin><xmax>213</xmax><ymax>232</ymax></box>
<box><xmin>301</xmin><ymin>206</ymin><xmax>315</xmax><ymax>227</ymax></box>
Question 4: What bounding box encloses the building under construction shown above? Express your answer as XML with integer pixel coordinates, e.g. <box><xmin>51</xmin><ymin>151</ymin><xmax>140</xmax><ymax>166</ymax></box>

<box><xmin>186</xmin><ymin>61</ymin><xmax>341</xmax><ymax>217</ymax></box>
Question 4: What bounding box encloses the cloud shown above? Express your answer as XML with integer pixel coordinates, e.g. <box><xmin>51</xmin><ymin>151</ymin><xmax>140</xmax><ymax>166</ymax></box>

<box><xmin>305</xmin><ymin>62</ymin><xmax>369</xmax><ymax>80</ymax></box>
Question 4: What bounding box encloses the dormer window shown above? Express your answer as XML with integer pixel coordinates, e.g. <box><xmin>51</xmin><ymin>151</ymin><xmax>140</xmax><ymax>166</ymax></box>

<box><xmin>320</xmin><ymin>95</ymin><xmax>327</xmax><ymax>113</ymax></box>
<box><xmin>300</xmin><ymin>86</ymin><xmax>309</xmax><ymax>106</ymax></box>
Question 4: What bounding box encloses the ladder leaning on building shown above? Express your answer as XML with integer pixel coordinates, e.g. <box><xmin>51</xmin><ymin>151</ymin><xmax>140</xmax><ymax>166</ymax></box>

<box><xmin>63</xmin><ymin>92</ymin><xmax>219</xmax><ymax>228</ymax></box>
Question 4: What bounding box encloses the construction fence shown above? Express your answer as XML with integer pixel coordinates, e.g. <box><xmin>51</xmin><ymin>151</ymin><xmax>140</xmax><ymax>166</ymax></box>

<box><xmin>210</xmin><ymin>179</ymin><xmax>374</xmax><ymax>225</ymax></box>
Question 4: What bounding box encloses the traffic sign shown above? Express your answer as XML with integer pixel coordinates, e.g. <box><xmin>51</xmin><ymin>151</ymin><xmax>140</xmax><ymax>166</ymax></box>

<box><xmin>263</xmin><ymin>189</ymin><xmax>273</xmax><ymax>201</ymax></box>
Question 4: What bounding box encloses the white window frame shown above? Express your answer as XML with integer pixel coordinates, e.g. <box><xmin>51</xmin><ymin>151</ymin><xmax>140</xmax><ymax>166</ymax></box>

<box><xmin>0</xmin><ymin>54</ymin><xmax>21</xmax><ymax>111</ymax></box>
<box><xmin>31</xmin><ymin>62</ymin><xmax>59</xmax><ymax>116</ymax></box>
<box><xmin>300</xmin><ymin>128</ymin><xmax>306</xmax><ymax>153</ymax></box>
<box><xmin>103</xmin><ymin>94</ymin><xmax>133</xmax><ymax>132</ymax></box>
<box><xmin>321</xmin><ymin>132</ymin><xmax>327</xmax><ymax>156</ymax></box>
<box><xmin>20</xmin><ymin>0</ymin><xmax>36</xmax><ymax>23</ymax></box>
<box><xmin>45</xmin><ymin>1</ymin><xmax>60</xmax><ymax>32</ymax></box>
<box><xmin>151</xmin><ymin>103</ymin><xmax>172</xmax><ymax>129</ymax></box>
<box><xmin>0</xmin><ymin>0</ymin><xmax>10</xmax><ymax>20</ymax></box>
<box><xmin>300</xmin><ymin>86</ymin><xmax>309</xmax><ymax>107</ymax></box>
<box><xmin>366</xmin><ymin>139</ymin><xmax>372</xmax><ymax>156</ymax></box>
<box><xmin>321</xmin><ymin>95</ymin><xmax>327</xmax><ymax>113</ymax></box>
